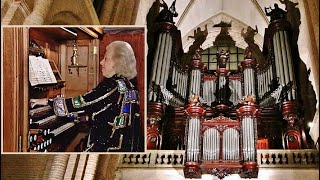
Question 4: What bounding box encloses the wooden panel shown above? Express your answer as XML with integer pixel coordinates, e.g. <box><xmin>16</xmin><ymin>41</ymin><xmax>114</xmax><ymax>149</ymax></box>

<box><xmin>3</xmin><ymin>27</ymin><xmax>29</xmax><ymax>152</ymax></box>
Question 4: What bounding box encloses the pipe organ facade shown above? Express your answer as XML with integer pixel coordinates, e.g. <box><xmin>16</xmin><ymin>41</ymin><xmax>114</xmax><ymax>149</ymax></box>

<box><xmin>147</xmin><ymin>2</ymin><xmax>310</xmax><ymax>179</ymax></box>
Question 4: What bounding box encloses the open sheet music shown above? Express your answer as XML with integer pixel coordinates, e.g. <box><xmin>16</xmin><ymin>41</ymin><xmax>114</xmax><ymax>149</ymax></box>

<box><xmin>29</xmin><ymin>55</ymin><xmax>57</xmax><ymax>86</ymax></box>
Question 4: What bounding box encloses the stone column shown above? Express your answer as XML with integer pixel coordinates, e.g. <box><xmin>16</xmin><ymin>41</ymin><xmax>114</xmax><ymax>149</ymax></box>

<box><xmin>48</xmin><ymin>154</ymin><xmax>69</xmax><ymax>180</ymax></box>
<box><xmin>23</xmin><ymin>0</ymin><xmax>53</xmax><ymax>24</ymax></box>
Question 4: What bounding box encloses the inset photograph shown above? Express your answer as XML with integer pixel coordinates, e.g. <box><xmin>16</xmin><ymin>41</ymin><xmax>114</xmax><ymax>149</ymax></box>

<box><xmin>2</xmin><ymin>26</ymin><xmax>146</xmax><ymax>152</ymax></box>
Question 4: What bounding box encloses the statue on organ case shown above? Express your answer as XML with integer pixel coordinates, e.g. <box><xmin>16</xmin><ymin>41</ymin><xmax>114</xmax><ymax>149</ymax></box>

<box><xmin>216</xmin><ymin>49</ymin><xmax>230</xmax><ymax>69</ymax></box>
<box><xmin>264</xmin><ymin>3</ymin><xmax>287</xmax><ymax>22</ymax></box>
<box><xmin>156</xmin><ymin>0</ymin><xmax>178</xmax><ymax>23</ymax></box>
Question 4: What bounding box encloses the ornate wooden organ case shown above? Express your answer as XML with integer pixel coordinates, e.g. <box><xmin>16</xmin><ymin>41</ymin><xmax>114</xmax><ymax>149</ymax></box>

<box><xmin>146</xmin><ymin>1</ymin><xmax>312</xmax><ymax>179</ymax></box>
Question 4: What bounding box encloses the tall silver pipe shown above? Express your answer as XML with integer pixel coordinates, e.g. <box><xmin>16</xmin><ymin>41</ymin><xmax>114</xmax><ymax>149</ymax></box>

<box><xmin>172</xmin><ymin>66</ymin><xmax>176</xmax><ymax>91</ymax></box>
<box><xmin>191</xmin><ymin>118</ymin><xmax>195</xmax><ymax>161</ymax></box>
<box><xmin>227</xmin><ymin>130</ymin><xmax>230</xmax><ymax>160</ymax></box>
<box><xmin>266</xmin><ymin>68</ymin><xmax>270</xmax><ymax>91</ymax></box>
<box><xmin>179</xmin><ymin>71</ymin><xmax>182</xmax><ymax>96</ymax></box>
<box><xmin>213</xmin><ymin>130</ymin><xmax>215</xmax><ymax>160</ymax></box>
<box><xmin>279</xmin><ymin>31</ymin><xmax>290</xmax><ymax>88</ymax></box>
<box><xmin>273</xmin><ymin>33</ymin><xmax>280</xmax><ymax>82</ymax></box>
<box><xmin>232</xmin><ymin>129</ymin><xmax>235</xmax><ymax>160</ymax></box>
<box><xmin>196</xmin><ymin>70</ymin><xmax>201</xmax><ymax>95</ymax></box>
<box><xmin>204</xmin><ymin>130</ymin><xmax>207</xmax><ymax>160</ymax></box>
<box><xmin>150</xmin><ymin>33</ymin><xmax>165</xmax><ymax>101</ymax></box>
<box><xmin>155</xmin><ymin>33</ymin><xmax>166</xmax><ymax>85</ymax></box>
<box><xmin>284</xmin><ymin>31</ymin><xmax>295</xmax><ymax>99</ymax></box>
<box><xmin>194</xmin><ymin>71</ymin><xmax>198</xmax><ymax>95</ymax></box>
<box><xmin>223</xmin><ymin>132</ymin><xmax>225</xmax><ymax>160</ymax></box>
<box><xmin>258</xmin><ymin>74</ymin><xmax>261</xmax><ymax>97</ymax></box>
<box><xmin>203</xmin><ymin>81</ymin><xmax>207</xmax><ymax>103</ymax></box>
<box><xmin>197</xmin><ymin>118</ymin><xmax>200</xmax><ymax>162</ymax></box>
<box><xmin>248</xmin><ymin>117</ymin><xmax>251</xmax><ymax>161</ymax></box>
<box><xmin>244</xmin><ymin>69</ymin><xmax>248</xmax><ymax>96</ymax></box>
<box><xmin>207</xmin><ymin>130</ymin><xmax>210</xmax><ymax>160</ymax></box>
<box><xmin>150</xmin><ymin>33</ymin><xmax>163</xmax><ymax>84</ymax></box>
<box><xmin>251</xmin><ymin>69</ymin><xmax>255</xmax><ymax>95</ymax></box>
<box><xmin>276</xmin><ymin>32</ymin><xmax>285</xmax><ymax>85</ymax></box>
<box><xmin>193</xmin><ymin>119</ymin><xmax>197</xmax><ymax>161</ymax></box>
<box><xmin>177</xmin><ymin>72</ymin><xmax>181</xmax><ymax>95</ymax></box>
<box><xmin>263</xmin><ymin>72</ymin><xmax>266</xmax><ymax>95</ymax></box>
<box><xmin>182</xmin><ymin>74</ymin><xmax>185</xmax><ymax>98</ymax></box>
<box><xmin>235</xmin><ymin>129</ymin><xmax>238</xmax><ymax>160</ymax></box>
<box><xmin>249</xmin><ymin>69</ymin><xmax>252</xmax><ymax>95</ymax></box>
<box><xmin>261</xmin><ymin>73</ymin><xmax>264</xmax><ymax>96</ymax></box>
<box><xmin>242</xmin><ymin>118</ymin><xmax>248</xmax><ymax>161</ymax></box>
<box><xmin>250</xmin><ymin>118</ymin><xmax>254</xmax><ymax>161</ymax></box>
<box><xmin>212</xmin><ymin>129</ymin><xmax>214</xmax><ymax>159</ymax></box>
<box><xmin>163</xmin><ymin>35</ymin><xmax>173</xmax><ymax>86</ymax></box>
<box><xmin>187</xmin><ymin>119</ymin><xmax>192</xmax><ymax>161</ymax></box>
<box><xmin>161</xmin><ymin>34</ymin><xmax>170</xmax><ymax>86</ymax></box>
<box><xmin>210</xmin><ymin>80</ymin><xmax>213</xmax><ymax>103</ymax></box>
<box><xmin>189</xmin><ymin>71</ymin><xmax>194</xmax><ymax>96</ymax></box>
<box><xmin>183</xmin><ymin>73</ymin><xmax>187</xmax><ymax>97</ymax></box>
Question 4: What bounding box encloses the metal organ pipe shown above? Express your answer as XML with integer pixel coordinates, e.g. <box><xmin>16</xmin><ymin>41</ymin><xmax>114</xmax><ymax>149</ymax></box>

<box><xmin>248</xmin><ymin>69</ymin><xmax>251</xmax><ymax>95</ymax></box>
<box><xmin>284</xmin><ymin>31</ymin><xmax>295</xmax><ymax>100</ymax></box>
<box><xmin>163</xmin><ymin>35</ymin><xmax>173</xmax><ymax>86</ymax></box>
<box><xmin>155</xmin><ymin>33</ymin><xmax>166</xmax><ymax>86</ymax></box>
<box><xmin>189</xmin><ymin>69</ymin><xmax>201</xmax><ymax>97</ymax></box>
<box><xmin>258</xmin><ymin>74</ymin><xmax>261</xmax><ymax>98</ymax></box>
<box><xmin>243</xmin><ymin>118</ymin><xmax>248</xmax><ymax>161</ymax></box>
<box><xmin>242</xmin><ymin>117</ymin><xmax>256</xmax><ymax>161</ymax></box>
<box><xmin>203</xmin><ymin>129</ymin><xmax>207</xmax><ymax>160</ymax></box>
<box><xmin>187</xmin><ymin>117</ymin><xmax>200</xmax><ymax>162</ymax></box>
<box><xmin>244</xmin><ymin>69</ymin><xmax>248</xmax><ymax>96</ymax></box>
<box><xmin>267</xmin><ymin>68</ymin><xmax>270</xmax><ymax>91</ymax></box>
<box><xmin>148</xmin><ymin>34</ymin><xmax>162</xmax><ymax>101</ymax></box>
<box><xmin>276</xmin><ymin>32</ymin><xmax>285</xmax><ymax>86</ymax></box>
<box><xmin>263</xmin><ymin>71</ymin><xmax>266</xmax><ymax>96</ymax></box>
<box><xmin>251</xmin><ymin>69</ymin><xmax>255</xmax><ymax>95</ymax></box>
<box><xmin>209</xmin><ymin>129</ymin><xmax>214</xmax><ymax>160</ymax></box>
<box><xmin>182</xmin><ymin>74</ymin><xmax>186</xmax><ymax>98</ymax></box>
<box><xmin>196</xmin><ymin>70</ymin><xmax>201</xmax><ymax>96</ymax></box>
<box><xmin>189</xmin><ymin>71</ymin><xmax>194</xmax><ymax>96</ymax></box>
<box><xmin>273</xmin><ymin>32</ymin><xmax>281</xmax><ymax>85</ymax></box>
<box><xmin>203</xmin><ymin>81</ymin><xmax>207</xmax><ymax>105</ymax></box>
<box><xmin>172</xmin><ymin>66</ymin><xmax>176</xmax><ymax>91</ymax></box>
<box><xmin>160</xmin><ymin>34</ymin><xmax>169</xmax><ymax>86</ymax></box>
<box><xmin>279</xmin><ymin>32</ymin><xmax>290</xmax><ymax>91</ymax></box>
<box><xmin>178</xmin><ymin>71</ymin><xmax>181</xmax><ymax>96</ymax></box>
<box><xmin>148</xmin><ymin>32</ymin><xmax>173</xmax><ymax>102</ymax></box>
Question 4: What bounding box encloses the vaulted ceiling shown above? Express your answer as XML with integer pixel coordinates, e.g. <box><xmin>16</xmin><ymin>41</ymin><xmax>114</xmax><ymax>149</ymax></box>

<box><xmin>136</xmin><ymin>0</ymin><xmax>287</xmax><ymax>51</ymax></box>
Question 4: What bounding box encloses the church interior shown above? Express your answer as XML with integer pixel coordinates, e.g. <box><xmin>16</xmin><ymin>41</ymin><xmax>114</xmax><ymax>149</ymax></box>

<box><xmin>1</xmin><ymin>0</ymin><xmax>319</xmax><ymax>179</ymax></box>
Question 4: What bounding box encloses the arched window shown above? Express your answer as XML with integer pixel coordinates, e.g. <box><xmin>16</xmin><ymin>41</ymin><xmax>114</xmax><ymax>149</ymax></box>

<box><xmin>201</xmin><ymin>45</ymin><xmax>244</xmax><ymax>72</ymax></box>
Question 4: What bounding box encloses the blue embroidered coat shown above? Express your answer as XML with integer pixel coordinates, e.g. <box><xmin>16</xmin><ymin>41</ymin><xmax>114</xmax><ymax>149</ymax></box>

<box><xmin>52</xmin><ymin>75</ymin><xmax>142</xmax><ymax>152</ymax></box>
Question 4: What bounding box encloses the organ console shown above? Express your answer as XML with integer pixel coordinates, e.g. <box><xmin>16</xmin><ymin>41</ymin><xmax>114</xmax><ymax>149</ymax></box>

<box><xmin>146</xmin><ymin>1</ymin><xmax>313</xmax><ymax>179</ymax></box>
<box><xmin>28</xmin><ymin>40</ymin><xmax>79</xmax><ymax>152</ymax></box>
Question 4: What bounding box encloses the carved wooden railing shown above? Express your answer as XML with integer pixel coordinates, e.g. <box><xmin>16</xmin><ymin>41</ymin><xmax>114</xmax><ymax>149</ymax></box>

<box><xmin>118</xmin><ymin>149</ymin><xmax>319</xmax><ymax>168</ymax></box>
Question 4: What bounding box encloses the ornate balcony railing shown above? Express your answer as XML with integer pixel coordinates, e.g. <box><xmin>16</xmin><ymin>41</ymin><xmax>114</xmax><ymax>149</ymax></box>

<box><xmin>257</xmin><ymin>149</ymin><xmax>319</xmax><ymax>168</ymax></box>
<box><xmin>118</xmin><ymin>149</ymin><xmax>319</xmax><ymax>168</ymax></box>
<box><xmin>119</xmin><ymin>150</ymin><xmax>185</xmax><ymax>168</ymax></box>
